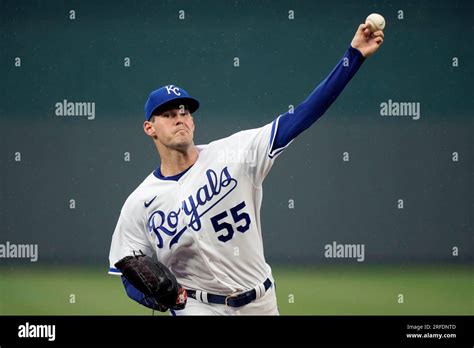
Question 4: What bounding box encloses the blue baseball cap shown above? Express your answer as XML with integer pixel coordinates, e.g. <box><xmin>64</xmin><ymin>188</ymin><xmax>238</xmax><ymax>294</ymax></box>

<box><xmin>144</xmin><ymin>85</ymin><xmax>200</xmax><ymax>121</ymax></box>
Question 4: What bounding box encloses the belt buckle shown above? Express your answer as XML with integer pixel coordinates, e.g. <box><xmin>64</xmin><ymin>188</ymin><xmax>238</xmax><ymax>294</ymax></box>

<box><xmin>224</xmin><ymin>291</ymin><xmax>240</xmax><ymax>307</ymax></box>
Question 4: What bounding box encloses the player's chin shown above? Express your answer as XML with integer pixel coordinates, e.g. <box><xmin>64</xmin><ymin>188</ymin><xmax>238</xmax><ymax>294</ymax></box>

<box><xmin>171</xmin><ymin>136</ymin><xmax>193</xmax><ymax>150</ymax></box>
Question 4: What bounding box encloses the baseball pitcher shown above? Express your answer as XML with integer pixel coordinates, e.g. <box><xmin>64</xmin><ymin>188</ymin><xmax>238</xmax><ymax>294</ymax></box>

<box><xmin>108</xmin><ymin>22</ymin><xmax>384</xmax><ymax>315</ymax></box>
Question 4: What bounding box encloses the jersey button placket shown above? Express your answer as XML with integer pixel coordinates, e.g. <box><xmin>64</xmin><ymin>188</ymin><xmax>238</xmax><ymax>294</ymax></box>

<box><xmin>176</xmin><ymin>181</ymin><xmax>186</xmax><ymax>226</ymax></box>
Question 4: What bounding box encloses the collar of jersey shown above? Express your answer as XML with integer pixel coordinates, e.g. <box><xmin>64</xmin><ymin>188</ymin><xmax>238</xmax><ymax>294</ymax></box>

<box><xmin>153</xmin><ymin>165</ymin><xmax>193</xmax><ymax>181</ymax></box>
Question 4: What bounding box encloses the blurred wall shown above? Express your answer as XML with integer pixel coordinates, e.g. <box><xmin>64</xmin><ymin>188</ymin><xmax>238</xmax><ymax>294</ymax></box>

<box><xmin>1</xmin><ymin>0</ymin><xmax>472</xmax><ymax>265</ymax></box>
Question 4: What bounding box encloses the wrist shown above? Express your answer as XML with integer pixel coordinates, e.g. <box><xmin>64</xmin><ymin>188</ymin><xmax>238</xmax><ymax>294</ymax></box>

<box><xmin>350</xmin><ymin>44</ymin><xmax>366</xmax><ymax>58</ymax></box>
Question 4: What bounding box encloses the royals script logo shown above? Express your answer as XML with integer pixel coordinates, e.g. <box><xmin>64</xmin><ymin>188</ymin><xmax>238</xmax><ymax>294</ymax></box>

<box><xmin>147</xmin><ymin>166</ymin><xmax>238</xmax><ymax>248</ymax></box>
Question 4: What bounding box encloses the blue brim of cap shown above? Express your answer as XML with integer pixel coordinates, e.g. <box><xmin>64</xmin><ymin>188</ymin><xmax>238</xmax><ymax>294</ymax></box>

<box><xmin>148</xmin><ymin>97</ymin><xmax>199</xmax><ymax>120</ymax></box>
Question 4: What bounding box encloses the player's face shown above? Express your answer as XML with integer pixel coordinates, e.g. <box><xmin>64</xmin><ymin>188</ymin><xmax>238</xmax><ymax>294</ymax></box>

<box><xmin>145</xmin><ymin>107</ymin><xmax>195</xmax><ymax>151</ymax></box>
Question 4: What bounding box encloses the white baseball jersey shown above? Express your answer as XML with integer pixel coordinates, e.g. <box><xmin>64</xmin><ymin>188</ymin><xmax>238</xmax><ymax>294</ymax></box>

<box><xmin>108</xmin><ymin>116</ymin><xmax>290</xmax><ymax>295</ymax></box>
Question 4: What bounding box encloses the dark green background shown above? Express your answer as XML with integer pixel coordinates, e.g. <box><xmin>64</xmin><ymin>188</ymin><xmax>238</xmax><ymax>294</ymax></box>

<box><xmin>1</xmin><ymin>0</ymin><xmax>472</xmax><ymax>266</ymax></box>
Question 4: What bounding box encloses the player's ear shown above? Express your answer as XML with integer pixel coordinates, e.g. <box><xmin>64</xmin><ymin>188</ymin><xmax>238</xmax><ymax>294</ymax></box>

<box><xmin>190</xmin><ymin>116</ymin><xmax>195</xmax><ymax>132</ymax></box>
<box><xmin>143</xmin><ymin>120</ymin><xmax>157</xmax><ymax>137</ymax></box>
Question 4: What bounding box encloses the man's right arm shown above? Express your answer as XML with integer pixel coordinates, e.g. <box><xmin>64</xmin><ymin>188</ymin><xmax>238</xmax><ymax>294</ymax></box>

<box><xmin>108</xmin><ymin>199</ymin><xmax>156</xmax><ymax>309</ymax></box>
<box><xmin>121</xmin><ymin>276</ymin><xmax>162</xmax><ymax>310</ymax></box>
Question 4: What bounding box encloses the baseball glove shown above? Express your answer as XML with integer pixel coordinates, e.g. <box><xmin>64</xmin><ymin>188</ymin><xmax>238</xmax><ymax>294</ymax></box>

<box><xmin>115</xmin><ymin>253</ymin><xmax>187</xmax><ymax>312</ymax></box>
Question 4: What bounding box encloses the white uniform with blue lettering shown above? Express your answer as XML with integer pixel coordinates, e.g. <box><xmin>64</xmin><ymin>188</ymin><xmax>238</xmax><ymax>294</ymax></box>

<box><xmin>108</xmin><ymin>118</ymin><xmax>288</xmax><ymax>315</ymax></box>
<box><xmin>109</xmin><ymin>44</ymin><xmax>366</xmax><ymax>314</ymax></box>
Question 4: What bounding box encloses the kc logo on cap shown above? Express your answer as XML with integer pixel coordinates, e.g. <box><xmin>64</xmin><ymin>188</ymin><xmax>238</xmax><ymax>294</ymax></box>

<box><xmin>165</xmin><ymin>85</ymin><xmax>181</xmax><ymax>96</ymax></box>
<box><xmin>144</xmin><ymin>84</ymin><xmax>200</xmax><ymax>121</ymax></box>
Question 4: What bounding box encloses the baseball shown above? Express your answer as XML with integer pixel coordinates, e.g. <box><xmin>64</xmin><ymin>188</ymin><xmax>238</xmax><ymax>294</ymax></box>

<box><xmin>365</xmin><ymin>13</ymin><xmax>385</xmax><ymax>32</ymax></box>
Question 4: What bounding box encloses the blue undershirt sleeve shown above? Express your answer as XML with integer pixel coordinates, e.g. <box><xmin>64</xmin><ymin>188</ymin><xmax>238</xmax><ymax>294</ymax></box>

<box><xmin>271</xmin><ymin>45</ymin><xmax>365</xmax><ymax>152</ymax></box>
<box><xmin>121</xmin><ymin>276</ymin><xmax>159</xmax><ymax>310</ymax></box>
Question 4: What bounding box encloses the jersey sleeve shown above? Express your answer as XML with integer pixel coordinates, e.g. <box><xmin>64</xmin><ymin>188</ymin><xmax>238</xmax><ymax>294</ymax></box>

<box><xmin>228</xmin><ymin>116</ymin><xmax>290</xmax><ymax>187</ymax></box>
<box><xmin>108</xmin><ymin>202</ymin><xmax>154</xmax><ymax>276</ymax></box>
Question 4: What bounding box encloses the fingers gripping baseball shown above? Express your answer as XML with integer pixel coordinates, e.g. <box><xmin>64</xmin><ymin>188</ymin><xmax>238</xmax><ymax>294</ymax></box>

<box><xmin>351</xmin><ymin>14</ymin><xmax>385</xmax><ymax>58</ymax></box>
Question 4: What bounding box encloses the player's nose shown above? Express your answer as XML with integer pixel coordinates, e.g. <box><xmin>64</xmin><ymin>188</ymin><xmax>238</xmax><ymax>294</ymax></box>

<box><xmin>175</xmin><ymin>117</ymin><xmax>185</xmax><ymax>126</ymax></box>
<box><xmin>174</xmin><ymin>112</ymin><xmax>188</xmax><ymax>124</ymax></box>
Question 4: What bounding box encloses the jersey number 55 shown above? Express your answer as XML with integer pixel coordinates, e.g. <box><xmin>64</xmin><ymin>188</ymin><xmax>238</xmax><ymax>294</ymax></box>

<box><xmin>210</xmin><ymin>201</ymin><xmax>251</xmax><ymax>242</ymax></box>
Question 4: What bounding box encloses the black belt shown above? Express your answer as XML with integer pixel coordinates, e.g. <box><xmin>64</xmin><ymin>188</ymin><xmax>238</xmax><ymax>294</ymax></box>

<box><xmin>186</xmin><ymin>278</ymin><xmax>272</xmax><ymax>308</ymax></box>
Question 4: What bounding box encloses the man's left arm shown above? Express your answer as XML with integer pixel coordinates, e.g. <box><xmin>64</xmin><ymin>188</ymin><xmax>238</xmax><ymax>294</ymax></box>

<box><xmin>272</xmin><ymin>23</ymin><xmax>384</xmax><ymax>151</ymax></box>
